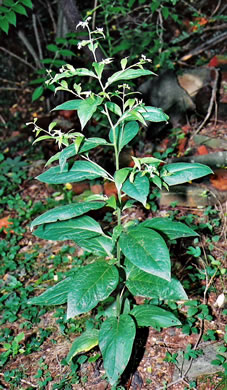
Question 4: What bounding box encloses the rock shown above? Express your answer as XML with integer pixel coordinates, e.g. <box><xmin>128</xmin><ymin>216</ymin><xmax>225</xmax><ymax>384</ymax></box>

<box><xmin>173</xmin><ymin>342</ymin><xmax>226</xmax><ymax>381</ymax></box>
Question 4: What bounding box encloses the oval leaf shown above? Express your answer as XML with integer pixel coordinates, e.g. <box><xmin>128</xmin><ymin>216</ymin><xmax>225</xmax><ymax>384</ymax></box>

<box><xmin>125</xmin><ymin>259</ymin><xmax>187</xmax><ymax>300</ymax></box>
<box><xmin>33</xmin><ymin>215</ymin><xmax>104</xmax><ymax>241</ymax></box>
<box><xmin>106</xmin><ymin>69</ymin><xmax>155</xmax><ymax>87</ymax></box>
<box><xmin>53</xmin><ymin>99</ymin><xmax>82</xmax><ymax>111</ymax></box>
<box><xmin>37</xmin><ymin>161</ymin><xmax>108</xmax><ymax>184</ymax></box>
<box><xmin>122</xmin><ymin>173</ymin><xmax>149</xmax><ymax>206</ymax></box>
<box><xmin>99</xmin><ymin>314</ymin><xmax>136</xmax><ymax>385</ymax></box>
<box><xmin>30</xmin><ymin>201</ymin><xmax>105</xmax><ymax>230</ymax></box>
<box><xmin>78</xmin><ymin>234</ymin><xmax>114</xmax><ymax>256</ymax></box>
<box><xmin>28</xmin><ymin>277</ymin><xmax>72</xmax><ymax>306</ymax></box>
<box><xmin>131</xmin><ymin>305</ymin><xmax>181</xmax><ymax>328</ymax></box>
<box><xmin>161</xmin><ymin>163</ymin><xmax>213</xmax><ymax>186</ymax></box>
<box><xmin>67</xmin><ymin>263</ymin><xmax>119</xmax><ymax>318</ymax></box>
<box><xmin>78</xmin><ymin>96</ymin><xmax>103</xmax><ymax>129</ymax></box>
<box><xmin>119</xmin><ymin>227</ymin><xmax>171</xmax><ymax>281</ymax></box>
<box><xmin>66</xmin><ymin>329</ymin><xmax>99</xmax><ymax>363</ymax></box>
<box><xmin>140</xmin><ymin>218</ymin><xmax>199</xmax><ymax>239</ymax></box>
<box><xmin>138</xmin><ymin>106</ymin><xmax>169</xmax><ymax>122</ymax></box>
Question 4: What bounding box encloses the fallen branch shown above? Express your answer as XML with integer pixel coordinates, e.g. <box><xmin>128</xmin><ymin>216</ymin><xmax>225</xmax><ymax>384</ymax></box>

<box><xmin>180</xmin><ymin>31</ymin><xmax>227</xmax><ymax>61</ymax></box>
<box><xmin>194</xmin><ymin>68</ymin><xmax>219</xmax><ymax>135</ymax></box>
<box><xmin>32</xmin><ymin>13</ymin><xmax>43</xmax><ymax>60</ymax></box>
<box><xmin>0</xmin><ymin>46</ymin><xmax>36</xmax><ymax>71</ymax></box>
<box><xmin>18</xmin><ymin>30</ymin><xmax>42</xmax><ymax>69</ymax></box>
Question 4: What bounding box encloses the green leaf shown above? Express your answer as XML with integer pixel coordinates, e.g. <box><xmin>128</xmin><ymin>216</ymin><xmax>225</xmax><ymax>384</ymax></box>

<box><xmin>36</xmin><ymin>160</ymin><xmax>108</xmax><ymax>184</ymax></box>
<box><xmin>0</xmin><ymin>17</ymin><xmax>9</xmax><ymax>33</ymax></box>
<box><xmin>93</xmin><ymin>62</ymin><xmax>105</xmax><ymax>78</ymax></box>
<box><xmin>138</xmin><ymin>106</ymin><xmax>169</xmax><ymax>122</ymax></box>
<box><xmin>33</xmin><ymin>215</ymin><xmax>104</xmax><ymax>241</ymax></box>
<box><xmin>119</xmin><ymin>227</ymin><xmax>171</xmax><ymax>280</ymax></box>
<box><xmin>122</xmin><ymin>173</ymin><xmax>149</xmax><ymax>206</ymax></box>
<box><xmin>118</xmin><ymin>121</ymin><xmax>140</xmax><ymax>152</ymax></box>
<box><xmin>140</xmin><ymin>218</ymin><xmax>199</xmax><ymax>240</ymax></box>
<box><xmin>99</xmin><ymin>314</ymin><xmax>136</xmax><ymax>385</ymax></box>
<box><xmin>105</xmin><ymin>102</ymin><xmax>122</xmax><ymax>117</ymax></box>
<box><xmin>130</xmin><ymin>305</ymin><xmax>181</xmax><ymax>328</ymax></box>
<box><xmin>20</xmin><ymin>0</ymin><xmax>33</xmax><ymax>8</ymax></box>
<box><xmin>106</xmin><ymin>69</ymin><xmax>155</xmax><ymax>87</ymax></box>
<box><xmin>32</xmin><ymin>86</ymin><xmax>44</xmax><ymax>101</ymax></box>
<box><xmin>59</xmin><ymin>138</ymin><xmax>109</xmax><ymax>171</ymax></box>
<box><xmin>161</xmin><ymin>163</ymin><xmax>213</xmax><ymax>186</ymax></box>
<box><xmin>79</xmin><ymin>138</ymin><xmax>109</xmax><ymax>153</ymax></box>
<box><xmin>66</xmin><ymin>329</ymin><xmax>99</xmax><ymax>363</ymax></box>
<box><xmin>114</xmin><ymin>168</ymin><xmax>130</xmax><ymax>192</ymax></box>
<box><xmin>5</xmin><ymin>10</ymin><xmax>16</xmax><ymax>26</ymax></box>
<box><xmin>125</xmin><ymin>259</ymin><xmax>187</xmax><ymax>300</ymax></box>
<box><xmin>53</xmin><ymin>99</ymin><xmax>82</xmax><ymax>111</ymax></box>
<box><xmin>12</xmin><ymin>4</ymin><xmax>27</xmax><ymax>15</ymax></box>
<box><xmin>78</xmin><ymin>234</ymin><xmax>114</xmax><ymax>256</ymax></box>
<box><xmin>3</xmin><ymin>0</ymin><xmax>15</xmax><ymax>6</ymax></box>
<box><xmin>28</xmin><ymin>277</ymin><xmax>72</xmax><ymax>305</ymax></box>
<box><xmin>30</xmin><ymin>201</ymin><xmax>105</xmax><ymax>229</ymax></box>
<box><xmin>58</xmin><ymin>49</ymin><xmax>75</xmax><ymax>57</ymax></box>
<box><xmin>46</xmin><ymin>44</ymin><xmax>58</xmax><ymax>52</ymax></box>
<box><xmin>77</xmin><ymin>96</ymin><xmax>103</xmax><ymax>129</ymax></box>
<box><xmin>67</xmin><ymin>262</ymin><xmax>119</xmax><ymax>318</ymax></box>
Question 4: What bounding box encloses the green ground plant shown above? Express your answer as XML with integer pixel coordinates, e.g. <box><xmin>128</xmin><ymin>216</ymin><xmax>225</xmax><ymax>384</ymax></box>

<box><xmin>27</xmin><ymin>19</ymin><xmax>213</xmax><ymax>387</ymax></box>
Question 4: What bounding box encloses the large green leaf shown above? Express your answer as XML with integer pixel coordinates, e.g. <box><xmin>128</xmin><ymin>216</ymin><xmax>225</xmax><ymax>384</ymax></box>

<box><xmin>119</xmin><ymin>227</ymin><xmax>171</xmax><ymax>281</ymax></box>
<box><xmin>77</xmin><ymin>96</ymin><xmax>103</xmax><ymax>129</ymax></box>
<box><xmin>130</xmin><ymin>305</ymin><xmax>181</xmax><ymax>328</ymax></box>
<box><xmin>66</xmin><ymin>329</ymin><xmax>99</xmax><ymax>363</ymax></box>
<box><xmin>33</xmin><ymin>215</ymin><xmax>104</xmax><ymax>241</ymax></box>
<box><xmin>125</xmin><ymin>259</ymin><xmax>187</xmax><ymax>300</ymax></box>
<box><xmin>122</xmin><ymin>173</ymin><xmax>149</xmax><ymax>207</ymax></box>
<box><xmin>67</xmin><ymin>262</ymin><xmax>119</xmax><ymax>318</ymax></box>
<box><xmin>37</xmin><ymin>160</ymin><xmax>108</xmax><ymax>184</ymax></box>
<box><xmin>28</xmin><ymin>277</ymin><xmax>72</xmax><ymax>306</ymax></box>
<box><xmin>161</xmin><ymin>163</ymin><xmax>213</xmax><ymax>186</ymax></box>
<box><xmin>59</xmin><ymin>138</ymin><xmax>109</xmax><ymax>171</ymax></box>
<box><xmin>30</xmin><ymin>201</ymin><xmax>105</xmax><ymax>230</ymax></box>
<box><xmin>138</xmin><ymin>106</ymin><xmax>169</xmax><ymax>122</ymax></box>
<box><xmin>99</xmin><ymin>314</ymin><xmax>136</xmax><ymax>385</ymax></box>
<box><xmin>140</xmin><ymin>218</ymin><xmax>199</xmax><ymax>240</ymax></box>
<box><xmin>54</xmin><ymin>99</ymin><xmax>82</xmax><ymax>111</ymax></box>
<box><xmin>106</xmin><ymin>69</ymin><xmax>155</xmax><ymax>87</ymax></box>
<box><xmin>109</xmin><ymin>121</ymin><xmax>140</xmax><ymax>152</ymax></box>
<box><xmin>78</xmin><ymin>234</ymin><xmax>114</xmax><ymax>256</ymax></box>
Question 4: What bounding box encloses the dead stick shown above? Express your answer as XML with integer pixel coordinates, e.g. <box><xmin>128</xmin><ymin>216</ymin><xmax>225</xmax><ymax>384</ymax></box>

<box><xmin>0</xmin><ymin>46</ymin><xmax>36</xmax><ymax>71</ymax></box>
<box><xmin>180</xmin><ymin>31</ymin><xmax>227</xmax><ymax>61</ymax></box>
<box><xmin>18</xmin><ymin>30</ymin><xmax>42</xmax><ymax>69</ymax></box>
<box><xmin>194</xmin><ymin>68</ymin><xmax>219</xmax><ymax>135</ymax></box>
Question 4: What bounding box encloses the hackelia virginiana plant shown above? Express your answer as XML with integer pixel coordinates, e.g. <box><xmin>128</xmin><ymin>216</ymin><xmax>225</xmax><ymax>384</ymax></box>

<box><xmin>27</xmin><ymin>19</ymin><xmax>212</xmax><ymax>387</ymax></box>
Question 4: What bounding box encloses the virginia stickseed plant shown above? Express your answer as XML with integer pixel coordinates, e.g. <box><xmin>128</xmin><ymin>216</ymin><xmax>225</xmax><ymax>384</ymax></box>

<box><xmin>28</xmin><ymin>18</ymin><xmax>212</xmax><ymax>387</ymax></box>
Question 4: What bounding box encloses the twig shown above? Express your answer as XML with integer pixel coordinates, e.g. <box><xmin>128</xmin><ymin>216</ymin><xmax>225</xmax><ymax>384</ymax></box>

<box><xmin>47</xmin><ymin>0</ymin><xmax>57</xmax><ymax>34</ymax></box>
<box><xmin>18</xmin><ymin>30</ymin><xmax>42</xmax><ymax>69</ymax></box>
<box><xmin>92</xmin><ymin>0</ymin><xmax>98</xmax><ymax>30</ymax></box>
<box><xmin>32</xmin><ymin>13</ymin><xmax>43</xmax><ymax>60</ymax></box>
<box><xmin>211</xmin><ymin>0</ymin><xmax>222</xmax><ymax>16</ymax></box>
<box><xmin>0</xmin><ymin>114</ymin><xmax>6</xmax><ymax>124</ymax></box>
<box><xmin>0</xmin><ymin>46</ymin><xmax>36</xmax><ymax>71</ymax></box>
<box><xmin>194</xmin><ymin>68</ymin><xmax>219</xmax><ymax>135</ymax></box>
<box><xmin>180</xmin><ymin>31</ymin><xmax>227</xmax><ymax>61</ymax></box>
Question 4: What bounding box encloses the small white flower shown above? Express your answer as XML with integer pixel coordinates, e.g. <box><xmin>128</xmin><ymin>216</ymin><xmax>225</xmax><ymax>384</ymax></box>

<box><xmin>77</xmin><ymin>42</ymin><xmax>83</xmax><ymax>50</ymax></box>
<box><xmin>76</xmin><ymin>17</ymin><xmax>91</xmax><ymax>29</ymax></box>
<box><xmin>141</xmin><ymin>54</ymin><xmax>152</xmax><ymax>63</ymax></box>
<box><xmin>96</xmin><ymin>27</ymin><xmax>104</xmax><ymax>33</ymax></box>
<box><xmin>101</xmin><ymin>57</ymin><xmax>114</xmax><ymax>64</ymax></box>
